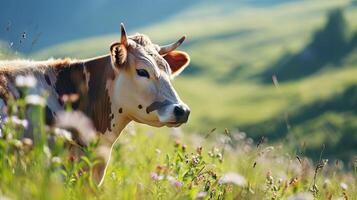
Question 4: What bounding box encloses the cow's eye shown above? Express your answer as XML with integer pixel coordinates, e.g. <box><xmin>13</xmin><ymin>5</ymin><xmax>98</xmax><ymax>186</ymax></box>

<box><xmin>136</xmin><ymin>69</ymin><xmax>150</xmax><ymax>79</ymax></box>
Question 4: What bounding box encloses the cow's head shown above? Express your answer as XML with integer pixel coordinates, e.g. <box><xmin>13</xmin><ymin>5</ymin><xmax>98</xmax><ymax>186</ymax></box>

<box><xmin>109</xmin><ymin>24</ymin><xmax>190</xmax><ymax>127</ymax></box>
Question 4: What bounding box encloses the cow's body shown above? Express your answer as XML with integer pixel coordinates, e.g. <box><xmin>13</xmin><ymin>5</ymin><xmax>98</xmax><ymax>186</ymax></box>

<box><xmin>0</xmin><ymin>55</ymin><xmax>115</xmax><ymax>131</ymax></box>
<box><xmin>0</xmin><ymin>25</ymin><xmax>191</xmax><ymax>185</ymax></box>
<box><xmin>0</xmin><ymin>56</ymin><xmax>116</xmax><ymax>134</ymax></box>
<box><xmin>0</xmin><ymin>56</ymin><xmax>130</xmax><ymax>183</ymax></box>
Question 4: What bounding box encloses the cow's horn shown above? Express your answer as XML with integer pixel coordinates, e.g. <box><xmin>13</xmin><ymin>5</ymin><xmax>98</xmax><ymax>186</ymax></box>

<box><xmin>159</xmin><ymin>35</ymin><xmax>186</xmax><ymax>55</ymax></box>
<box><xmin>120</xmin><ymin>23</ymin><xmax>128</xmax><ymax>46</ymax></box>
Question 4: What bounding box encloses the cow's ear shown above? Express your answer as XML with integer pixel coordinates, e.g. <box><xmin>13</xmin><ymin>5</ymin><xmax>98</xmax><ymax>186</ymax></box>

<box><xmin>164</xmin><ymin>50</ymin><xmax>190</xmax><ymax>77</ymax></box>
<box><xmin>110</xmin><ymin>23</ymin><xmax>129</xmax><ymax>68</ymax></box>
<box><xmin>110</xmin><ymin>42</ymin><xmax>127</xmax><ymax>67</ymax></box>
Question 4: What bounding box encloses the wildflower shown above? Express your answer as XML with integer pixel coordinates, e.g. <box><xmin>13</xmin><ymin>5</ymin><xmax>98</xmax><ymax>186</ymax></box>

<box><xmin>167</xmin><ymin>176</ymin><xmax>182</xmax><ymax>188</ymax></box>
<box><xmin>323</xmin><ymin>179</ymin><xmax>330</xmax><ymax>189</ymax></box>
<box><xmin>155</xmin><ymin>148</ymin><xmax>161</xmax><ymax>155</ymax></box>
<box><xmin>56</xmin><ymin>111</ymin><xmax>97</xmax><ymax>145</ymax></box>
<box><xmin>192</xmin><ymin>155</ymin><xmax>200</xmax><ymax>166</ymax></box>
<box><xmin>218</xmin><ymin>172</ymin><xmax>246</xmax><ymax>187</ymax></box>
<box><xmin>5</xmin><ymin>116</ymin><xmax>28</xmax><ymax>128</ymax></box>
<box><xmin>21</xmin><ymin>138</ymin><xmax>33</xmax><ymax>147</ymax></box>
<box><xmin>43</xmin><ymin>145</ymin><xmax>51</xmax><ymax>158</ymax></box>
<box><xmin>340</xmin><ymin>182</ymin><xmax>348</xmax><ymax>190</ymax></box>
<box><xmin>287</xmin><ymin>192</ymin><xmax>313</xmax><ymax>200</ymax></box>
<box><xmin>246</xmin><ymin>138</ymin><xmax>254</xmax><ymax>145</ymax></box>
<box><xmin>25</xmin><ymin>94</ymin><xmax>45</xmax><ymax>106</ymax></box>
<box><xmin>196</xmin><ymin>191</ymin><xmax>207</xmax><ymax>199</ymax></box>
<box><xmin>15</xmin><ymin>75</ymin><xmax>36</xmax><ymax>88</ymax></box>
<box><xmin>150</xmin><ymin>172</ymin><xmax>163</xmax><ymax>181</ymax></box>
<box><xmin>13</xmin><ymin>139</ymin><xmax>23</xmax><ymax>149</ymax></box>
<box><xmin>53</xmin><ymin>127</ymin><xmax>73</xmax><ymax>142</ymax></box>
<box><xmin>6</xmin><ymin>132</ymin><xmax>13</xmax><ymax>140</ymax></box>
<box><xmin>233</xmin><ymin>131</ymin><xmax>246</xmax><ymax>141</ymax></box>
<box><xmin>51</xmin><ymin>156</ymin><xmax>61</xmax><ymax>164</ymax></box>
<box><xmin>173</xmin><ymin>181</ymin><xmax>183</xmax><ymax>188</ymax></box>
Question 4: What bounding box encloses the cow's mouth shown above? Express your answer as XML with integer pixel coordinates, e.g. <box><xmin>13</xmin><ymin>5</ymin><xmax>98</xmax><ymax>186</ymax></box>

<box><xmin>166</xmin><ymin>122</ymin><xmax>184</xmax><ymax>127</ymax></box>
<box><xmin>130</xmin><ymin>115</ymin><xmax>183</xmax><ymax>128</ymax></box>
<box><xmin>129</xmin><ymin>115</ymin><xmax>165</xmax><ymax>127</ymax></box>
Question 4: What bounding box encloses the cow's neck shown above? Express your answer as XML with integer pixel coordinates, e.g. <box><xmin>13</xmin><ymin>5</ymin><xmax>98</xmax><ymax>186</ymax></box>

<box><xmin>55</xmin><ymin>55</ymin><xmax>131</xmax><ymax>146</ymax></box>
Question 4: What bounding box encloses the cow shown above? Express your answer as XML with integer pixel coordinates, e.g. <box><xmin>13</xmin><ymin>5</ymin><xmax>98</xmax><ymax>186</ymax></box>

<box><xmin>0</xmin><ymin>23</ymin><xmax>191</xmax><ymax>185</ymax></box>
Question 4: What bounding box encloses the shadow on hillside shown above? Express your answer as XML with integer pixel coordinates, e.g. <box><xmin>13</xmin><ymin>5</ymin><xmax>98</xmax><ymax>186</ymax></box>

<box><xmin>260</xmin><ymin>9</ymin><xmax>357</xmax><ymax>83</ymax></box>
<box><xmin>241</xmin><ymin>84</ymin><xmax>357</xmax><ymax>160</ymax></box>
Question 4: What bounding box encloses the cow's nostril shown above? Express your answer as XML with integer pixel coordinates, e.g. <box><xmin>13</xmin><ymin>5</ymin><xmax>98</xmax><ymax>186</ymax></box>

<box><xmin>174</xmin><ymin>105</ymin><xmax>185</xmax><ymax>117</ymax></box>
<box><xmin>173</xmin><ymin>105</ymin><xmax>190</xmax><ymax>123</ymax></box>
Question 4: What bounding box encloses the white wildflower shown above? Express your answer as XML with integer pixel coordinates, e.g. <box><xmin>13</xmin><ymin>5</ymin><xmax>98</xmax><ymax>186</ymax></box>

<box><xmin>233</xmin><ymin>131</ymin><xmax>246</xmax><ymax>141</ymax></box>
<box><xmin>5</xmin><ymin>116</ymin><xmax>28</xmax><ymax>128</ymax></box>
<box><xmin>340</xmin><ymin>182</ymin><xmax>348</xmax><ymax>190</ymax></box>
<box><xmin>13</xmin><ymin>139</ymin><xmax>23</xmax><ymax>148</ymax></box>
<box><xmin>53</xmin><ymin>127</ymin><xmax>73</xmax><ymax>141</ymax></box>
<box><xmin>25</xmin><ymin>94</ymin><xmax>45</xmax><ymax>106</ymax></box>
<box><xmin>166</xmin><ymin>176</ymin><xmax>183</xmax><ymax>188</ymax></box>
<box><xmin>56</xmin><ymin>111</ymin><xmax>97</xmax><ymax>145</ymax></box>
<box><xmin>15</xmin><ymin>75</ymin><xmax>36</xmax><ymax>88</ymax></box>
<box><xmin>21</xmin><ymin>138</ymin><xmax>33</xmax><ymax>147</ymax></box>
<box><xmin>6</xmin><ymin>132</ymin><xmax>13</xmax><ymax>140</ymax></box>
<box><xmin>196</xmin><ymin>192</ymin><xmax>207</xmax><ymax>199</ymax></box>
<box><xmin>51</xmin><ymin>156</ymin><xmax>61</xmax><ymax>164</ymax></box>
<box><xmin>323</xmin><ymin>179</ymin><xmax>330</xmax><ymax>189</ymax></box>
<box><xmin>43</xmin><ymin>145</ymin><xmax>51</xmax><ymax>158</ymax></box>
<box><xmin>246</xmin><ymin>138</ymin><xmax>254</xmax><ymax>145</ymax></box>
<box><xmin>218</xmin><ymin>172</ymin><xmax>246</xmax><ymax>186</ymax></box>
<box><xmin>150</xmin><ymin>172</ymin><xmax>163</xmax><ymax>181</ymax></box>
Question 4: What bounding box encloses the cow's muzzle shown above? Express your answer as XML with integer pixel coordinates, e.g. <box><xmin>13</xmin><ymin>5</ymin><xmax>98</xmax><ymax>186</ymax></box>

<box><xmin>173</xmin><ymin>104</ymin><xmax>190</xmax><ymax>123</ymax></box>
<box><xmin>147</xmin><ymin>100</ymin><xmax>190</xmax><ymax>124</ymax></box>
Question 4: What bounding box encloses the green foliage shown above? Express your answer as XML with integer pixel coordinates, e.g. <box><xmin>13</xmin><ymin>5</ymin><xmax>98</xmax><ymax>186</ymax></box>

<box><xmin>0</xmin><ymin>81</ymin><xmax>355</xmax><ymax>199</ymax></box>
<box><xmin>1</xmin><ymin>99</ymin><xmax>357</xmax><ymax>199</ymax></box>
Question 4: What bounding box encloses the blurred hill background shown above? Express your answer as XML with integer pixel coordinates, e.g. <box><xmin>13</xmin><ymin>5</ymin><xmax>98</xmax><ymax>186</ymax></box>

<box><xmin>1</xmin><ymin>0</ymin><xmax>357</xmax><ymax>161</ymax></box>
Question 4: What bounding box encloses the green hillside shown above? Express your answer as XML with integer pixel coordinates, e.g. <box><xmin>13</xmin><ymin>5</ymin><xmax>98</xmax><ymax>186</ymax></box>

<box><xmin>32</xmin><ymin>0</ymin><xmax>357</xmax><ymax>160</ymax></box>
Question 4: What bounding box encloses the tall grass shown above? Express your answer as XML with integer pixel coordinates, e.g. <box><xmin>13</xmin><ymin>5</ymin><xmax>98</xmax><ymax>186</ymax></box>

<box><xmin>0</xmin><ymin>80</ymin><xmax>356</xmax><ymax>199</ymax></box>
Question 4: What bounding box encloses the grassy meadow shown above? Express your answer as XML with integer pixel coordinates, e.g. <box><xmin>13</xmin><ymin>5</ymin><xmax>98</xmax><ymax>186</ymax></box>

<box><xmin>1</xmin><ymin>0</ymin><xmax>357</xmax><ymax>199</ymax></box>
<box><xmin>33</xmin><ymin>0</ymin><xmax>357</xmax><ymax>159</ymax></box>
